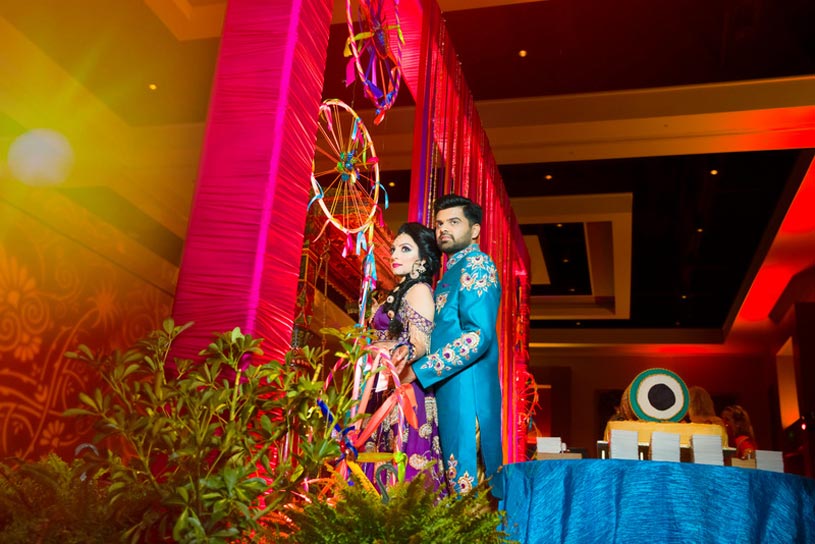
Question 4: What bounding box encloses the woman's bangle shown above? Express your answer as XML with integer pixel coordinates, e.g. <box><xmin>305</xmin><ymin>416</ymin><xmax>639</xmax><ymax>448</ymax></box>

<box><xmin>392</xmin><ymin>342</ymin><xmax>415</xmax><ymax>362</ymax></box>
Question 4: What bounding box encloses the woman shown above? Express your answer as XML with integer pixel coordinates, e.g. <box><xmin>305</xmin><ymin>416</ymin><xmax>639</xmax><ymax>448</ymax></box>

<box><xmin>687</xmin><ymin>386</ymin><xmax>726</xmax><ymax>427</ymax></box>
<box><xmin>721</xmin><ymin>405</ymin><xmax>757</xmax><ymax>460</ymax></box>
<box><xmin>361</xmin><ymin>222</ymin><xmax>445</xmax><ymax>492</ymax></box>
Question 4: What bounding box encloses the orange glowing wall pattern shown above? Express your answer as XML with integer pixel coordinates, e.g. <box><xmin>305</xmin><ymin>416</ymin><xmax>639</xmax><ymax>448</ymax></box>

<box><xmin>0</xmin><ymin>190</ymin><xmax>173</xmax><ymax>460</ymax></box>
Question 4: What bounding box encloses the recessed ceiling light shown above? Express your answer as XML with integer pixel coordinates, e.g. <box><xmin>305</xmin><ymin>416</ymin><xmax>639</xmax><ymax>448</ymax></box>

<box><xmin>562</xmin><ymin>258</ymin><xmax>569</xmax><ymax>263</ymax></box>
<box><xmin>518</xmin><ymin>50</ymin><xmax>528</xmax><ymax>58</ymax></box>
<box><xmin>388</xmin><ymin>181</ymin><xmax>395</xmax><ymax>187</ymax></box>
<box><xmin>710</xmin><ymin>169</ymin><xmax>718</xmax><ymax>175</ymax></box>
<box><xmin>568</xmin><ymin>288</ymin><xmax>575</xmax><ymax>293</ymax></box>
<box><xmin>544</xmin><ymin>174</ymin><xmax>553</xmax><ymax>180</ymax></box>
<box><xmin>556</xmin><ymin>223</ymin><xmax>563</xmax><ymax>228</ymax></box>
<box><xmin>681</xmin><ymin>294</ymin><xmax>688</xmax><ymax>300</ymax></box>
<box><xmin>696</xmin><ymin>227</ymin><xmax>704</xmax><ymax>233</ymax></box>
<box><xmin>148</xmin><ymin>83</ymin><xmax>158</xmax><ymax>91</ymax></box>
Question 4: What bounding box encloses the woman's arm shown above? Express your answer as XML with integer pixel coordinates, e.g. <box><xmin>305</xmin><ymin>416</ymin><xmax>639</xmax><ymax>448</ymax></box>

<box><xmin>392</xmin><ymin>283</ymin><xmax>434</xmax><ymax>373</ymax></box>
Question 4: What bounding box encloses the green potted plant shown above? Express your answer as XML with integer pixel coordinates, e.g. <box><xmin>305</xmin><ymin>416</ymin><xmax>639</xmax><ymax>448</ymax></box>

<box><xmin>1</xmin><ymin>320</ymin><xmax>515</xmax><ymax>543</ymax></box>
<box><xmin>60</xmin><ymin>319</ymin><xmax>359</xmax><ymax>543</ymax></box>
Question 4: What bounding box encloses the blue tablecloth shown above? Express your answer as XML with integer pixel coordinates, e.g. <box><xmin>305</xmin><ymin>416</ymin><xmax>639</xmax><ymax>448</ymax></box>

<box><xmin>498</xmin><ymin>459</ymin><xmax>815</xmax><ymax>544</ymax></box>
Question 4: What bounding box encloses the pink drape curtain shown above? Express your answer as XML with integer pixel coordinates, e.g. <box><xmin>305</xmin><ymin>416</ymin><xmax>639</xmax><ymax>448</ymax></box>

<box><xmin>401</xmin><ymin>0</ymin><xmax>532</xmax><ymax>463</ymax></box>
<box><xmin>172</xmin><ymin>0</ymin><xmax>333</xmax><ymax>363</ymax></box>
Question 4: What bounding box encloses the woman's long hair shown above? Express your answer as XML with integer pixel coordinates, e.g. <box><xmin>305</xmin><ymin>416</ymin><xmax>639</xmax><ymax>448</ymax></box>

<box><xmin>381</xmin><ymin>222</ymin><xmax>441</xmax><ymax>338</ymax></box>
<box><xmin>721</xmin><ymin>405</ymin><xmax>755</xmax><ymax>441</ymax></box>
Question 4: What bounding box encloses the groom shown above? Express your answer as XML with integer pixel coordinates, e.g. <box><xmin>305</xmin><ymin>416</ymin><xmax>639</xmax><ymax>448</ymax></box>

<box><xmin>400</xmin><ymin>194</ymin><xmax>503</xmax><ymax>496</ymax></box>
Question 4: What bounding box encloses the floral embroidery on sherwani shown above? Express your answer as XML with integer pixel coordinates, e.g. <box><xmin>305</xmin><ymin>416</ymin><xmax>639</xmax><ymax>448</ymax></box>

<box><xmin>446</xmin><ymin>454</ymin><xmax>458</xmax><ymax>482</ymax></box>
<box><xmin>434</xmin><ymin>291</ymin><xmax>448</xmax><ymax>313</ymax></box>
<box><xmin>460</xmin><ymin>255</ymin><xmax>498</xmax><ymax>296</ymax></box>
<box><xmin>420</xmin><ymin>331</ymin><xmax>481</xmax><ymax>376</ymax></box>
<box><xmin>445</xmin><ymin>243</ymin><xmax>478</xmax><ymax>268</ymax></box>
<box><xmin>457</xmin><ymin>472</ymin><xmax>475</xmax><ymax>494</ymax></box>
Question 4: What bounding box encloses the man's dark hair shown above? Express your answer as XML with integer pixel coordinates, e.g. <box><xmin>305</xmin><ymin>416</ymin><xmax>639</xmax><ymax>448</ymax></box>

<box><xmin>433</xmin><ymin>194</ymin><xmax>483</xmax><ymax>227</ymax></box>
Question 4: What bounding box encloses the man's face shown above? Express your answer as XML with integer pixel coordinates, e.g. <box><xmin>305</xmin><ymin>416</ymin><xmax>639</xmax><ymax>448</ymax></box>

<box><xmin>435</xmin><ymin>206</ymin><xmax>480</xmax><ymax>255</ymax></box>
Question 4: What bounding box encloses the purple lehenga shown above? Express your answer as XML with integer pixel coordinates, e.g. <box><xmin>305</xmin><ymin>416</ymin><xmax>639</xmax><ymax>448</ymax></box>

<box><xmin>360</xmin><ymin>288</ymin><xmax>447</xmax><ymax>495</ymax></box>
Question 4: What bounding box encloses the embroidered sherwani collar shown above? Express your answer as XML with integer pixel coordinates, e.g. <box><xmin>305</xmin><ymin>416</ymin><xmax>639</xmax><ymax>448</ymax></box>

<box><xmin>446</xmin><ymin>243</ymin><xmax>479</xmax><ymax>269</ymax></box>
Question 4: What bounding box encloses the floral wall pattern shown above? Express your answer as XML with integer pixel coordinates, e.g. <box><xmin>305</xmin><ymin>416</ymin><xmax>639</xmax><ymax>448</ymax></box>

<box><xmin>0</xmin><ymin>190</ymin><xmax>175</xmax><ymax>460</ymax></box>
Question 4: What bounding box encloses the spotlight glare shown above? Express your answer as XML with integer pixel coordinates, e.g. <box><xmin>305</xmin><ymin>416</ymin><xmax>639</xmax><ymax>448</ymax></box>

<box><xmin>8</xmin><ymin>129</ymin><xmax>74</xmax><ymax>187</ymax></box>
<box><xmin>710</xmin><ymin>169</ymin><xmax>718</xmax><ymax>175</ymax></box>
<box><xmin>518</xmin><ymin>50</ymin><xmax>528</xmax><ymax>58</ymax></box>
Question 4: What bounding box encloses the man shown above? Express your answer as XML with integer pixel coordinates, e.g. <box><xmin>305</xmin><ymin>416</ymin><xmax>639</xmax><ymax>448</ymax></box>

<box><xmin>400</xmin><ymin>194</ymin><xmax>503</xmax><ymax>496</ymax></box>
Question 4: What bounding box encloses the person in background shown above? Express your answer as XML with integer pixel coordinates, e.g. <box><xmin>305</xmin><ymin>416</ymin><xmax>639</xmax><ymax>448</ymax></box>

<box><xmin>687</xmin><ymin>386</ymin><xmax>726</xmax><ymax>427</ymax></box>
<box><xmin>721</xmin><ymin>405</ymin><xmax>757</xmax><ymax>459</ymax></box>
<box><xmin>399</xmin><ymin>194</ymin><xmax>503</xmax><ymax>498</ymax></box>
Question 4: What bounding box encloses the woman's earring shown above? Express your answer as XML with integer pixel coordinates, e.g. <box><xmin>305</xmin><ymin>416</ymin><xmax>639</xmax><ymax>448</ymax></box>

<box><xmin>410</xmin><ymin>260</ymin><xmax>426</xmax><ymax>279</ymax></box>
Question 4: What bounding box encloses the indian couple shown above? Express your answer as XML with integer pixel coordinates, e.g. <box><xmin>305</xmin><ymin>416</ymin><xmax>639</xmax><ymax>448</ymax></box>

<box><xmin>360</xmin><ymin>194</ymin><xmax>503</xmax><ymax>498</ymax></box>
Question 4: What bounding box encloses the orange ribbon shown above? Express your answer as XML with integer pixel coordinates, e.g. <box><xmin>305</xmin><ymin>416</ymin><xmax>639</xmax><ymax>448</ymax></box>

<box><xmin>353</xmin><ymin>382</ymin><xmax>418</xmax><ymax>449</ymax></box>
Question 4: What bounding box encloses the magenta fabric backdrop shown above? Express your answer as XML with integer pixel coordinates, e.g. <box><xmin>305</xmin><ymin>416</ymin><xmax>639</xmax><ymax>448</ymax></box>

<box><xmin>400</xmin><ymin>0</ymin><xmax>532</xmax><ymax>463</ymax></box>
<box><xmin>172</xmin><ymin>0</ymin><xmax>333</xmax><ymax>363</ymax></box>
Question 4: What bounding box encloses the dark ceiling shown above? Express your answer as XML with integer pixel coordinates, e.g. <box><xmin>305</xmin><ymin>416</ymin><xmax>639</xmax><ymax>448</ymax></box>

<box><xmin>513</xmin><ymin>149</ymin><xmax>810</xmax><ymax>330</ymax></box>
<box><xmin>322</xmin><ymin>0</ymin><xmax>815</xmax><ymax>335</ymax></box>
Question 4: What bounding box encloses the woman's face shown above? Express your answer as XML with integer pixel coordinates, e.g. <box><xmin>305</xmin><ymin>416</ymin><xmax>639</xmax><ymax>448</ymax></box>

<box><xmin>390</xmin><ymin>232</ymin><xmax>422</xmax><ymax>278</ymax></box>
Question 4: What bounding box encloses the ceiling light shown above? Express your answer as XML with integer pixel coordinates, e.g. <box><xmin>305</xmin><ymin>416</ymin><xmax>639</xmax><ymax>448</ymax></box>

<box><xmin>681</xmin><ymin>294</ymin><xmax>687</xmax><ymax>300</ymax></box>
<box><xmin>562</xmin><ymin>258</ymin><xmax>569</xmax><ymax>263</ymax></box>
<box><xmin>544</xmin><ymin>174</ymin><xmax>553</xmax><ymax>180</ymax></box>
<box><xmin>696</xmin><ymin>227</ymin><xmax>704</xmax><ymax>233</ymax></box>
<box><xmin>388</xmin><ymin>181</ymin><xmax>395</xmax><ymax>187</ymax></box>
<box><xmin>710</xmin><ymin>169</ymin><xmax>718</xmax><ymax>175</ymax></box>
<box><xmin>556</xmin><ymin>223</ymin><xmax>563</xmax><ymax>228</ymax></box>
<box><xmin>148</xmin><ymin>83</ymin><xmax>158</xmax><ymax>91</ymax></box>
<box><xmin>518</xmin><ymin>50</ymin><xmax>528</xmax><ymax>58</ymax></box>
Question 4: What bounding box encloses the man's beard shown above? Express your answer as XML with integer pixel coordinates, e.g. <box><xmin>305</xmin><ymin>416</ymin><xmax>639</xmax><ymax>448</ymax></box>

<box><xmin>439</xmin><ymin>237</ymin><xmax>470</xmax><ymax>255</ymax></box>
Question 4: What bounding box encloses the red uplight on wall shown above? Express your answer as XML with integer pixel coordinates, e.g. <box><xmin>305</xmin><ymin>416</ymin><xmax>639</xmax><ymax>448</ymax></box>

<box><xmin>738</xmin><ymin>264</ymin><xmax>794</xmax><ymax>322</ymax></box>
<box><xmin>779</xmin><ymin>162</ymin><xmax>815</xmax><ymax>234</ymax></box>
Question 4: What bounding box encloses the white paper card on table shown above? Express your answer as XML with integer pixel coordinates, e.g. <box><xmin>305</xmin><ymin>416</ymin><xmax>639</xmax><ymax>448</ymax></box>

<box><xmin>536</xmin><ymin>436</ymin><xmax>562</xmax><ymax>454</ymax></box>
<box><xmin>690</xmin><ymin>434</ymin><xmax>723</xmax><ymax>466</ymax></box>
<box><xmin>609</xmin><ymin>429</ymin><xmax>639</xmax><ymax>460</ymax></box>
<box><xmin>755</xmin><ymin>450</ymin><xmax>784</xmax><ymax>473</ymax></box>
<box><xmin>650</xmin><ymin>431</ymin><xmax>681</xmax><ymax>463</ymax></box>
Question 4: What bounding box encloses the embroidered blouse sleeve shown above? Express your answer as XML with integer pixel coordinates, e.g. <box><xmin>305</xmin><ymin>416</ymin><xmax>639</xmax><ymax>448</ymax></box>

<box><xmin>399</xmin><ymin>283</ymin><xmax>435</xmax><ymax>360</ymax></box>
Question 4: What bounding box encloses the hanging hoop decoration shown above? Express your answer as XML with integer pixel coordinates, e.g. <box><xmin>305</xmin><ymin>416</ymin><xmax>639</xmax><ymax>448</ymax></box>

<box><xmin>309</xmin><ymin>98</ymin><xmax>388</xmax><ymax>326</ymax></box>
<box><xmin>344</xmin><ymin>0</ymin><xmax>404</xmax><ymax>124</ymax></box>
<box><xmin>310</xmin><ymin>98</ymin><xmax>382</xmax><ymax>237</ymax></box>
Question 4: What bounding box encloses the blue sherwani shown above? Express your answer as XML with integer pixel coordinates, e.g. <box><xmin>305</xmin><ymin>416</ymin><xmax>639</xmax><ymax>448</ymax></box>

<box><xmin>412</xmin><ymin>243</ymin><xmax>502</xmax><ymax>496</ymax></box>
